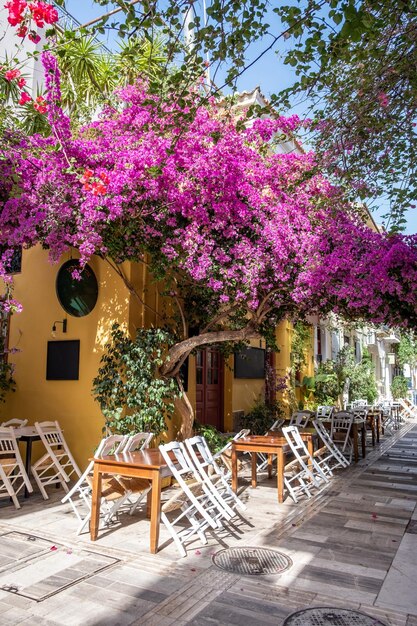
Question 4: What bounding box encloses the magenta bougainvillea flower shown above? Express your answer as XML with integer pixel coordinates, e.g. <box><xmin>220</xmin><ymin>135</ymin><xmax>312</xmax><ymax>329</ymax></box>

<box><xmin>0</xmin><ymin>53</ymin><xmax>416</xmax><ymax>329</ymax></box>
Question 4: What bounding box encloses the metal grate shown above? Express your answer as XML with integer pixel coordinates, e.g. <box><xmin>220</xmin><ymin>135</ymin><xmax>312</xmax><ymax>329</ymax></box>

<box><xmin>284</xmin><ymin>607</ymin><xmax>387</xmax><ymax>625</ymax></box>
<box><xmin>212</xmin><ymin>546</ymin><xmax>292</xmax><ymax>576</ymax></box>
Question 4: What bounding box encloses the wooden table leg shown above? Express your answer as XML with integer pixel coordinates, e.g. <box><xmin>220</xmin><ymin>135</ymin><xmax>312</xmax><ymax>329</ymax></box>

<box><xmin>370</xmin><ymin>415</ymin><xmax>376</xmax><ymax>446</ymax></box>
<box><xmin>353</xmin><ymin>424</ymin><xmax>359</xmax><ymax>463</ymax></box>
<box><xmin>90</xmin><ymin>462</ymin><xmax>102</xmax><ymax>541</ymax></box>
<box><xmin>267</xmin><ymin>453</ymin><xmax>273</xmax><ymax>479</ymax></box>
<box><xmin>150</xmin><ymin>469</ymin><xmax>161</xmax><ymax>554</ymax></box>
<box><xmin>251</xmin><ymin>452</ymin><xmax>257</xmax><ymax>488</ymax></box>
<box><xmin>277</xmin><ymin>448</ymin><xmax>284</xmax><ymax>503</ymax></box>
<box><xmin>231</xmin><ymin>446</ymin><xmax>238</xmax><ymax>493</ymax></box>
<box><xmin>376</xmin><ymin>413</ymin><xmax>381</xmax><ymax>443</ymax></box>
<box><xmin>361</xmin><ymin>423</ymin><xmax>366</xmax><ymax>458</ymax></box>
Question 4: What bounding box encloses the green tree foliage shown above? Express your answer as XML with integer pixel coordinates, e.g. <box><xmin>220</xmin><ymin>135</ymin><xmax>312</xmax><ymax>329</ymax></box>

<box><xmin>396</xmin><ymin>332</ymin><xmax>417</xmax><ymax>368</ymax></box>
<box><xmin>92</xmin><ymin>324</ymin><xmax>179</xmax><ymax>436</ymax></box>
<box><xmin>314</xmin><ymin>360</ymin><xmax>340</xmax><ymax>405</ymax></box>
<box><xmin>391</xmin><ymin>374</ymin><xmax>409</xmax><ymax>399</ymax></box>
<box><xmin>335</xmin><ymin>346</ymin><xmax>377</xmax><ymax>403</ymax></box>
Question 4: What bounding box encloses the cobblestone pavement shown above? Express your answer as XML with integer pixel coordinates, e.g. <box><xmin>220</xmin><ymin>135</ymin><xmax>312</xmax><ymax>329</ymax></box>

<box><xmin>1</xmin><ymin>421</ymin><xmax>417</xmax><ymax>625</ymax></box>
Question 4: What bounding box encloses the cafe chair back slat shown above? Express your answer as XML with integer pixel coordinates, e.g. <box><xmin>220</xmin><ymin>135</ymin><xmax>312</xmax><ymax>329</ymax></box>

<box><xmin>289</xmin><ymin>410</ymin><xmax>315</xmax><ymax>428</ymax></box>
<box><xmin>185</xmin><ymin>435</ymin><xmax>246</xmax><ymax>519</ymax></box>
<box><xmin>62</xmin><ymin>434</ymin><xmax>130</xmax><ymax>536</ymax></box>
<box><xmin>330</xmin><ymin>412</ymin><xmax>354</xmax><ymax>462</ymax></box>
<box><xmin>117</xmin><ymin>432</ymin><xmax>154</xmax><ymax>516</ymax></box>
<box><xmin>159</xmin><ymin>440</ymin><xmax>224</xmax><ymax>557</ymax></box>
<box><xmin>256</xmin><ymin>419</ymin><xmax>286</xmax><ymax>471</ymax></box>
<box><xmin>312</xmin><ymin>418</ymin><xmax>350</xmax><ymax>471</ymax></box>
<box><xmin>122</xmin><ymin>432</ymin><xmax>153</xmax><ymax>453</ymax></box>
<box><xmin>1</xmin><ymin>419</ymin><xmax>28</xmax><ymax>428</ymax></box>
<box><xmin>213</xmin><ymin>429</ymin><xmax>250</xmax><ymax>479</ymax></box>
<box><xmin>0</xmin><ymin>426</ymin><xmax>33</xmax><ymax>508</ymax></box>
<box><xmin>282</xmin><ymin>426</ymin><xmax>329</xmax><ymax>503</ymax></box>
<box><xmin>316</xmin><ymin>406</ymin><xmax>334</xmax><ymax>420</ymax></box>
<box><xmin>31</xmin><ymin>421</ymin><xmax>82</xmax><ymax>500</ymax></box>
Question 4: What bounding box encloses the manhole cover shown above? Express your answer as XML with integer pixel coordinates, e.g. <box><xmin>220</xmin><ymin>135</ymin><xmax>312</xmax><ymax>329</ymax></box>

<box><xmin>212</xmin><ymin>546</ymin><xmax>292</xmax><ymax>575</ymax></box>
<box><xmin>284</xmin><ymin>607</ymin><xmax>387</xmax><ymax>625</ymax></box>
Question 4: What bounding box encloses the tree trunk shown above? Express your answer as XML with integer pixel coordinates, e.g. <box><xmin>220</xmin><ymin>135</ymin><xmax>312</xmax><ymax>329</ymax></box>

<box><xmin>174</xmin><ymin>392</ymin><xmax>195</xmax><ymax>440</ymax></box>
<box><xmin>161</xmin><ymin>326</ymin><xmax>260</xmax><ymax>377</ymax></box>
<box><xmin>162</xmin><ymin>326</ymin><xmax>260</xmax><ymax>437</ymax></box>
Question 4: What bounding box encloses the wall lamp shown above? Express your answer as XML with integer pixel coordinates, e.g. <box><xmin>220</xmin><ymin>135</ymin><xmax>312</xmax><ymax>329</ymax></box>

<box><xmin>52</xmin><ymin>319</ymin><xmax>67</xmax><ymax>333</ymax></box>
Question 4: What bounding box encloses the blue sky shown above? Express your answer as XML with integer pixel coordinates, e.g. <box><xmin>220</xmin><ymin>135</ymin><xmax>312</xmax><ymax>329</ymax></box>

<box><xmin>65</xmin><ymin>1</ymin><xmax>416</xmax><ymax>235</ymax></box>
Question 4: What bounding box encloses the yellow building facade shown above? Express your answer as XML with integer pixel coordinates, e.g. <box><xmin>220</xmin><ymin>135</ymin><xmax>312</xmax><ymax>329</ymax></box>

<box><xmin>1</xmin><ymin>247</ymin><xmax>302</xmax><ymax>470</ymax></box>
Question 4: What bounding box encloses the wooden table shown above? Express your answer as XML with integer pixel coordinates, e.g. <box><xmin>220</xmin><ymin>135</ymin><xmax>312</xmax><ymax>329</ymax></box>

<box><xmin>89</xmin><ymin>449</ymin><xmax>172</xmax><ymax>554</ymax></box>
<box><xmin>231</xmin><ymin>432</ymin><xmax>315</xmax><ymax>504</ymax></box>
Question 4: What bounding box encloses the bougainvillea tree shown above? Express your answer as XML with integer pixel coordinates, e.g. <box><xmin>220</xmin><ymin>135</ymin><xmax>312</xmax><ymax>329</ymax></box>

<box><xmin>1</xmin><ymin>51</ymin><xmax>417</xmax><ymax>436</ymax></box>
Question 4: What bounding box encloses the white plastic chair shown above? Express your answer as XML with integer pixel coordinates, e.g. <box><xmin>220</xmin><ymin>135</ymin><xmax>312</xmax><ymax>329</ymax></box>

<box><xmin>330</xmin><ymin>412</ymin><xmax>354</xmax><ymax>462</ymax></box>
<box><xmin>61</xmin><ymin>434</ymin><xmax>130</xmax><ymax>535</ymax></box>
<box><xmin>31</xmin><ymin>421</ymin><xmax>81</xmax><ymax>500</ymax></box>
<box><xmin>185</xmin><ymin>435</ymin><xmax>246</xmax><ymax>519</ymax></box>
<box><xmin>282</xmin><ymin>425</ymin><xmax>328</xmax><ymax>503</ymax></box>
<box><xmin>1</xmin><ymin>419</ymin><xmax>28</xmax><ymax>428</ymax></box>
<box><xmin>159</xmin><ymin>440</ymin><xmax>224</xmax><ymax>557</ymax></box>
<box><xmin>312</xmin><ymin>418</ymin><xmax>350</xmax><ymax>471</ymax></box>
<box><xmin>0</xmin><ymin>427</ymin><xmax>33</xmax><ymax>508</ymax></box>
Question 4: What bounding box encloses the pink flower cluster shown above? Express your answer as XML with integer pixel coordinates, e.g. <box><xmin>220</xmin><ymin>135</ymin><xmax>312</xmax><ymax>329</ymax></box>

<box><xmin>5</xmin><ymin>0</ymin><xmax>58</xmax><ymax>43</ymax></box>
<box><xmin>0</xmin><ymin>57</ymin><xmax>416</xmax><ymax>329</ymax></box>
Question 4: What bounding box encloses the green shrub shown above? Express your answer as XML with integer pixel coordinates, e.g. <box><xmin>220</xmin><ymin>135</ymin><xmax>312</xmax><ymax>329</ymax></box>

<box><xmin>240</xmin><ymin>398</ymin><xmax>285</xmax><ymax>435</ymax></box>
<box><xmin>92</xmin><ymin>323</ymin><xmax>179</xmax><ymax>436</ymax></box>
<box><xmin>391</xmin><ymin>374</ymin><xmax>409</xmax><ymax>399</ymax></box>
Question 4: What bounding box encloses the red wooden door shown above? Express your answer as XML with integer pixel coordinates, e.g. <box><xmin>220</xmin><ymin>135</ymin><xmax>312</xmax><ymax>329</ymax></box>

<box><xmin>195</xmin><ymin>348</ymin><xmax>223</xmax><ymax>430</ymax></box>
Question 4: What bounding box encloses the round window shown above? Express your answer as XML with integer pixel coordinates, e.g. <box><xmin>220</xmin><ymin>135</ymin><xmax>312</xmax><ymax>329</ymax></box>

<box><xmin>56</xmin><ymin>260</ymin><xmax>98</xmax><ymax>317</ymax></box>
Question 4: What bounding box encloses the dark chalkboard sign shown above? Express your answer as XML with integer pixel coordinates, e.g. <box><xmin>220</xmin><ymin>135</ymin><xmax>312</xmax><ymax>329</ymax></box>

<box><xmin>47</xmin><ymin>340</ymin><xmax>80</xmax><ymax>380</ymax></box>
<box><xmin>234</xmin><ymin>347</ymin><xmax>265</xmax><ymax>379</ymax></box>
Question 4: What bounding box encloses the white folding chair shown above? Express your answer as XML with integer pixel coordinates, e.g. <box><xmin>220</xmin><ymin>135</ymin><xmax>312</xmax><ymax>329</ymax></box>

<box><xmin>185</xmin><ymin>435</ymin><xmax>246</xmax><ymax>520</ymax></box>
<box><xmin>257</xmin><ymin>419</ymin><xmax>286</xmax><ymax>472</ymax></box>
<box><xmin>282</xmin><ymin>425</ymin><xmax>328</xmax><ymax>503</ymax></box>
<box><xmin>289</xmin><ymin>410</ymin><xmax>314</xmax><ymax>427</ymax></box>
<box><xmin>213</xmin><ymin>429</ymin><xmax>250</xmax><ymax>479</ymax></box>
<box><xmin>0</xmin><ymin>427</ymin><xmax>33</xmax><ymax>508</ymax></box>
<box><xmin>1</xmin><ymin>419</ymin><xmax>28</xmax><ymax>427</ymax></box>
<box><xmin>316</xmin><ymin>406</ymin><xmax>334</xmax><ymax>420</ymax></box>
<box><xmin>398</xmin><ymin>398</ymin><xmax>416</xmax><ymax>420</ymax></box>
<box><xmin>312</xmin><ymin>418</ymin><xmax>350</xmax><ymax>471</ymax></box>
<box><xmin>31</xmin><ymin>421</ymin><xmax>81</xmax><ymax>500</ymax></box>
<box><xmin>159</xmin><ymin>440</ymin><xmax>224</xmax><ymax>557</ymax></box>
<box><xmin>330</xmin><ymin>412</ymin><xmax>354</xmax><ymax>462</ymax></box>
<box><xmin>61</xmin><ymin>434</ymin><xmax>130</xmax><ymax>535</ymax></box>
<box><xmin>117</xmin><ymin>432</ymin><xmax>154</xmax><ymax>515</ymax></box>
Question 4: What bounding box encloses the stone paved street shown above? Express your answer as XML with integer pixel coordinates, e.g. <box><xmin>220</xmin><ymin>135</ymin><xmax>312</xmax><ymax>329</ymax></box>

<box><xmin>1</xmin><ymin>421</ymin><xmax>417</xmax><ymax>625</ymax></box>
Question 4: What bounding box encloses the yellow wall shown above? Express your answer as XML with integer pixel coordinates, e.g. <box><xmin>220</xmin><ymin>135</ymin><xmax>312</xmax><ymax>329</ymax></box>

<box><xmin>1</xmin><ymin>247</ymin><xmax>131</xmax><ymax>470</ymax></box>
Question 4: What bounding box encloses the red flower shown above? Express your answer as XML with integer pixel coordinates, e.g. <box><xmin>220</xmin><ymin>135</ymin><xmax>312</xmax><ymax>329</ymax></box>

<box><xmin>4</xmin><ymin>68</ymin><xmax>21</xmax><ymax>81</ymax></box>
<box><xmin>5</xmin><ymin>0</ymin><xmax>27</xmax><ymax>26</ymax></box>
<box><xmin>91</xmin><ymin>181</ymin><xmax>107</xmax><ymax>196</ymax></box>
<box><xmin>16</xmin><ymin>25</ymin><xmax>28</xmax><ymax>37</ymax></box>
<box><xmin>28</xmin><ymin>31</ymin><xmax>41</xmax><ymax>44</ymax></box>
<box><xmin>99</xmin><ymin>172</ymin><xmax>110</xmax><ymax>185</ymax></box>
<box><xmin>18</xmin><ymin>91</ymin><xmax>32</xmax><ymax>105</ymax></box>
<box><xmin>28</xmin><ymin>1</ymin><xmax>58</xmax><ymax>27</ymax></box>
<box><xmin>80</xmin><ymin>169</ymin><xmax>94</xmax><ymax>184</ymax></box>
<box><xmin>33</xmin><ymin>95</ymin><xmax>47</xmax><ymax>113</ymax></box>
<box><xmin>17</xmin><ymin>77</ymin><xmax>26</xmax><ymax>89</ymax></box>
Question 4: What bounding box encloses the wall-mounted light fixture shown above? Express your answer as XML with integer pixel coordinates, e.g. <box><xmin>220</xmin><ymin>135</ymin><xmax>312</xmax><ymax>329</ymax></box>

<box><xmin>52</xmin><ymin>319</ymin><xmax>67</xmax><ymax>333</ymax></box>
